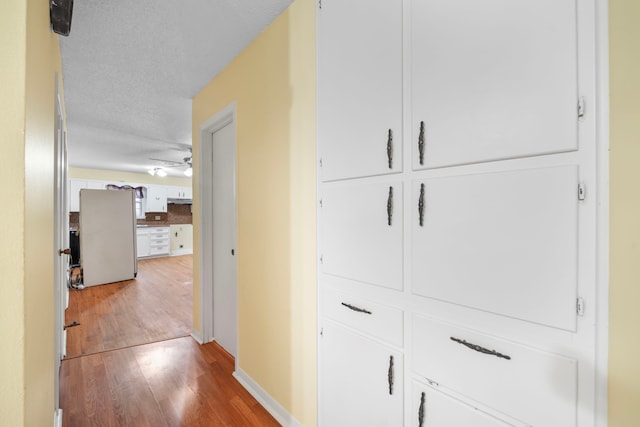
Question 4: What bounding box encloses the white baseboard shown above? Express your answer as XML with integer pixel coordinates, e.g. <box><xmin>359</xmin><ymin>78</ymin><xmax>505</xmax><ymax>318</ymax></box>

<box><xmin>170</xmin><ymin>248</ymin><xmax>193</xmax><ymax>256</ymax></box>
<box><xmin>54</xmin><ymin>408</ymin><xmax>63</xmax><ymax>427</ymax></box>
<box><xmin>233</xmin><ymin>368</ymin><xmax>302</xmax><ymax>427</ymax></box>
<box><xmin>191</xmin><ymin>329</ymin><xmax>204</xmax><ymax>344</ymax></box>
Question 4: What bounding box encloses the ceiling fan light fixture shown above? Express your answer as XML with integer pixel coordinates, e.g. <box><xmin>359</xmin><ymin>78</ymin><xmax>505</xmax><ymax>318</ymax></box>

<box><xmin>148</xmin><ymin>168</ymin><xmax>157</xmax><ymax>176</ymax></box>
<box><xmin>184</xmin><ymin>167</ymin><xmax>193</xmax><ymax>177</ymax></box>
<box><xmin>156</xmin><ymin>169</ymin><xmax>167</xmax><ymax>177</ymax></box>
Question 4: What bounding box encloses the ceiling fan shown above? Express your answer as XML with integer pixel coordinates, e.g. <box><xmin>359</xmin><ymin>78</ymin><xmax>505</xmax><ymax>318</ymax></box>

<box><xmin>149</xmin><ymin>148</ymin><xmax>193</xmax><ymax>177</ymax></box>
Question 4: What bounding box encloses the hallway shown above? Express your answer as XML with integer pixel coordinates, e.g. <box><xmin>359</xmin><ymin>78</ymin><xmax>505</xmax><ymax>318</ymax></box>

<box><xmin>60</xmin><ymin>255</ymin><xmax>278</xmax><ymax>426</ymax></box>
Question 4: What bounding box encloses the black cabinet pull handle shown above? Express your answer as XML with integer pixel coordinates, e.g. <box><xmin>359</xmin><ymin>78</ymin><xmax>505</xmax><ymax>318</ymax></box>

<box><xmin>388</xmin><ymin>355</ymin><xmax>394</xmax><ymax>395</ymax></box>
<box><xmin>341</xmin><ymin>302</ymin><xmax>372</xmax><ymax>315</ymax></box>
<box><xmin>387</xmin><ymin>129</ymin><xmax>393</xmax><ymax>169</ymax></box>
<box><xmin>418</xmin><ymin>121</ymin><xmax>425</xmax><ymax>165</ymax></box>
<box><xmin>418</xmin><ymin>391</ymin><xmax>426</xmax><ymax>427</ymax></box>
<box><xmin>418</xmin><ymin>183</ymin><xmax>425</xmax><ymax>227</ymax></box>
<box><xmin>450</xmin><ymin>336</ymin><xmax>511</xmax><ymax>360</ymax></box>
<box><xmin>387</xmin><ymin>186</ymin><xmax>393</xmax><ymax>226</ymax></box>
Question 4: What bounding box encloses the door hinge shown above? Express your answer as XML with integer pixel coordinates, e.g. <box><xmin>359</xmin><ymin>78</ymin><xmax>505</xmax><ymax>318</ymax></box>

<box><xmin>578</xmin><ymin>183</ymin><xmax>586</xmax><ymax>201</ymax></box>
<box><xmin>577</xmin><ymin>297</ymin><xmax>585</xmax><ymax>316</ymax></box>
<box><xmin>578</xmin><ymin>97</ymin><xmax>586</xmax><ymax>120</ymax></box>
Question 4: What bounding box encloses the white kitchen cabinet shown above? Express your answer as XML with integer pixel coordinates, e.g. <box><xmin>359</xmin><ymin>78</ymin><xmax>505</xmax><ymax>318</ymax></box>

<box><xmin>317</xmin><ymin>0</ymin><xmax>403</xmax><ymax>181</ymax></box>
<box><xmin>411</xmin><ymin>166</ymin><xmax>579</xmax><ymax>331</ymax></box>
<box><xmin>136</xmin><ymin>227</ymin><xmax>169</xmax><ymax>258</ymax></box>
<box><xmin>145</xmin><ymin>185</ymin><xmax>167</xmax><ymax>212</ymax></box>
<box><xmin>69</xmin><ymin>179</ymin><xmax>87</xmax><ymax>212</ymax></box>
<box><xmin>321</xmin><ymin>180</ymin><xmax>403</xmax><ymax>291</ymax></box>
<box><xmin>167</xmin><ymin>186</ymin><xmax>192</xmax><ymax>200</ymax></box>
<box><xmin>410</xmin><ymin>0</ymin><xmax>579</xmax><ymax>170</ymax></box>
<box><xmin>148</xmin><ymin>226</ymin><xmax>170</xmax><ymax>256</ymax></box>
<box><xmin>136</xmin><ymin>228</ymin><xmax>150</xmax><ymax>258</ymax></box>
<box><xmin>412</xmin><ymin>382</ymin><xmax>514</xmax><ymax>427</ymax></box>
<box><xmin>320</xmin><ymin>321</ymin><xmax>403</xmax><ymax>427</ymax></box>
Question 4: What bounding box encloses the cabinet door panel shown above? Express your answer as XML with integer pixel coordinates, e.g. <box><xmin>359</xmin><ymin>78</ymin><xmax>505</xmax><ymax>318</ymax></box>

<box><xmin>411</xmin><ymin>0</ymin><xmax>578</xmax><ymax>169</ymax></box>
<box><xmin>412</xmin><ymin>316</ymin><xmax>578</xmax><ymax>427</ymax></box>
<box><xmin>320</xmin><ymin>321</ymin><xmax>403</xmax><ymax>427</ymax></box>
<box><xmin>322</xmin><ymin>180</ymin><xmax>403</xmax><ymax>290</ymax></box>
<box><xmin>318</xmin><ymin>0</ymin><xmax>403</xmax><ymax>181</ymax></box>
<box><xmin>412</xmin><ymin>166</ymin><xmax>578</xmax><ymax>330</ymax></box>
<box><xmin>412</xmin><ymin>382</ymin><xmax>513</xmax><ymax>427</ymax></box>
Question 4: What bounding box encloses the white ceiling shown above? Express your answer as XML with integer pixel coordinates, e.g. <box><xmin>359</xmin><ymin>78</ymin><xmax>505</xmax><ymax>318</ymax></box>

<box><xmin>61</xmin><ymin>0</ymin><xmax>292</xmax><ymax>177</ymax></box>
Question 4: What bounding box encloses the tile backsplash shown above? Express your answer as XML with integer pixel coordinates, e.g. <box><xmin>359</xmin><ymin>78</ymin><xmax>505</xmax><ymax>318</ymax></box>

<box><xmin>70</xmin><ymin>202</ymin><xmax>192</xmax><ymax>230</ymax></box>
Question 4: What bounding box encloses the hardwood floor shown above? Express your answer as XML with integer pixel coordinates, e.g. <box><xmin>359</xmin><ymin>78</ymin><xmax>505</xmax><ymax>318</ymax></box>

<box><xmin>60</xmin><ymin>338</ymin><xmax>280</xmax><ymax>426</ymax></box>
<box><xmin>60</xmin><ymin>255</ymin><xmax>279</xmax><ymax>426</ymax></box>
<box><xmin>65</xmin><ymin>255</ymin><xmax>193</xmax><ymax>358</ymax></box>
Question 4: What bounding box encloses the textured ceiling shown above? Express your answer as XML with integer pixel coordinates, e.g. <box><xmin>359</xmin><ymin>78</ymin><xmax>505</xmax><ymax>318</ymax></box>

<box><xmin>61</xmin><ymin>0</ymin><xmax>292</xmax><ymax>177</ymax></box>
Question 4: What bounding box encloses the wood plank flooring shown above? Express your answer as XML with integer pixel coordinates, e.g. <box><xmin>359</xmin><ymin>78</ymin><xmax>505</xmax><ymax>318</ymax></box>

<box><xmin>60</xmin><ymin>338</ymin><xmax>280</xmax><ymax>426</ymax></box>
<box><xmin>65</xmin><ymin>255</ymin><xmax>193</xmax><ymax>358</ymax></box>
<box><xmin>60</xmin><ymin>255</ymin><xmax>279</xmax><ymax>426</ymax></box>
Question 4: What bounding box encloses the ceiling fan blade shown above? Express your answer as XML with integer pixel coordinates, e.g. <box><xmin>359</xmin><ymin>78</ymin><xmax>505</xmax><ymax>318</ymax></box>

<box><xmin>149</xmin><ymin>157</ymin><xmax>184</xmax><ymax>165</ymax></box>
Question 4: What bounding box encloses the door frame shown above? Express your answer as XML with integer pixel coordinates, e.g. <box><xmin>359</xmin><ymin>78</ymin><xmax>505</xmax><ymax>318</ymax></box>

<box><xmin>198</xmin><ymin>102</ymin><xmax>238</xmax><ymax>361</ymax></box>
<box><xmin>53</xmin><ymin>72</ymin><xmax>68</xmax><ymax>426</ymax></box>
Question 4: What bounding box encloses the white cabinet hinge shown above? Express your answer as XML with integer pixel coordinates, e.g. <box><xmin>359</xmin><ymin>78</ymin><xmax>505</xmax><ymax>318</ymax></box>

<box><xmin>320</xmin><ymin>255</ymin><xmax>323</xmax><ymax>264</ymax></box>
<box><xmin>319</xmin><ymin>198</ymin><xmax>323</xmax><ymax>208</ymax></box>
<box><xmin>578</xmin><ymin>97</ymin><xmax>586</xmax><ymax>120</ymax></box>
<box><xmin>577</xmin><ymin>297</ymin><xmax>585</xmax><ymax>316</ymax></box>
<box><xmin>319</xmin><ymin>157</ymin><xmax>323</xmax><ymax>167</ymax></box>
<box><xmin>578</xmin><ymin>183</ymin><xmax>586</xmax><ymax>201</ymax></box>
<box><xmin>320</xmin><ymin>327</ymin><xmax>324</xmax><ymax>337</ymax></box>
<box><xmin>318</xmin><ymin>0</ymin><xmax>322</xmax><ymax>9</ymax></box>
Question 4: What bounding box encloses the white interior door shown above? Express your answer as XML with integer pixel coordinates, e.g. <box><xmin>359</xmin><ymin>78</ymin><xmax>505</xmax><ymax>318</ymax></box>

<box><xmin>53</xmin><ymin>76</ymin><xmax>68</xmax><ymax>419</ymax></box>
<box><xmin>211</xmin><ymin>122</ymin><xmax>238</xmax><ymax>357</ymax></box>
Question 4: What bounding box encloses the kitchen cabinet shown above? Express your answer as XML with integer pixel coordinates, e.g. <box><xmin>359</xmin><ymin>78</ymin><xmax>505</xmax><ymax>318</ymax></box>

<box><xmin>145</xmin><ymin>185</ymin><xmax>167</xmax><ymax>212</ymax></box>
<box><xmin>136</xmin><ymin>228</ymin><xmax>150</xmax><ymax>258</ymax></box>
<box><xmin>136</xmin><ymin>227</ymin><xmax>169</xmax><ymax>258</ymax></box>
<box><xmin>69</xmin><ymin>179</ymin><xmax>86</xmax><ymax>212</ymax></box>
<box><xmin>317</xmin><ymin>0</ymin><xmax>599</xmax><ymax>425</ymax></box>
<box><xmin>167</xmin><ymin>186</ymin><xmax>192</xmax><ymax>200</ymax></box>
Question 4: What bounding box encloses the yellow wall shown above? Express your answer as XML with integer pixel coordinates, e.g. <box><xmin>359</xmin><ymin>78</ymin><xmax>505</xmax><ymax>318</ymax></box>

<box><xmin>192</xmin><ymin>0</ymin><xmax>316</xmax><ymax>424</ymax></box>
<box><xmin>0</xmin><ymin>0</ymin><xmax>27</xmax><ymax>425</ymax></box>
<box><xmin>0</xmin><ymin>0</ymin><xmax>64</xmax><ymax>425</ymax></box>
<box><xmin>69</xmin><ymin>167</ymin><xmax>192</xmax><ymax>187</ymax></box>
<box><xmin>609</xmin><ymin>1</ymin><xmax>640</xmax><ymax>425</ymax></box>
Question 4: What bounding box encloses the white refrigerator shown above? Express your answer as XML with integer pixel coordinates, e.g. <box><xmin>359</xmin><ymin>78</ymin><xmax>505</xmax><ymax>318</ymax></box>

<box><xmin>79</xmin><ymin>189</ymin><xmax>137</xmax><ymax>286</ymax></box>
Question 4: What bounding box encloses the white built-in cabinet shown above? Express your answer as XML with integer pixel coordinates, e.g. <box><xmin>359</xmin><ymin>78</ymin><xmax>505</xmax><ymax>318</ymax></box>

<box><xmin>317</xmin><ymin>1</ymin><xmax>599</xmax><ymax>426</ymax></box>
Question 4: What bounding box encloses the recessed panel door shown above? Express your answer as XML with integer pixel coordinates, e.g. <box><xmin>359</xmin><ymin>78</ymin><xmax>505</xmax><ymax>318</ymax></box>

<box><xmin>320</xmin><ymin>321</ymin><xmax>403</xmax><ymax>427</ymax></box>
<box><xmin>412</xmin><ymin>383</ymin><xmax>514</xmax><ymax>427</ymax></box>
<box><xmin>322</xmin><ymin>180</ymin><xmax>403</xmax><ymax>291</ymax></box>
<box><xmin>411</xmin><ymin>166</ymin><xmax>579</xmax><ymax>330</ymax></box>
<box><xmin>411</xmin><ymin>0</ymin><xmax>579</xmax><ymax>169</ymax></box>
<box><xmin>318</xmin><ymin>0</ymin><xmax>403</xmax><ymax>181</ymax></box>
